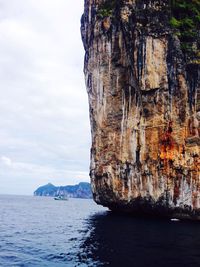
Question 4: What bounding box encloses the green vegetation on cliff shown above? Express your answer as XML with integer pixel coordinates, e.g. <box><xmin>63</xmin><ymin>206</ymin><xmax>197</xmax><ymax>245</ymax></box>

<box><xmin>97</xmin><ymin>0</ymin><xmax>200</xmax><ymax>62</ymax></box>
<box><xmin>97</xmin><ymin>0</ymin><xmax>117</xmax><ymax>18</ymax></box>
<box><xmin>170</xmin><ymin>0</ymin><xmax>200</xmax><ymax>62</ymax></box>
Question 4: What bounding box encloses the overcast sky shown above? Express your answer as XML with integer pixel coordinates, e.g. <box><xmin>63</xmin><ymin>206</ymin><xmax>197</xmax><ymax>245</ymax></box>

<box><xmin>0</xmin><ymin>0</ymin><xmax>91</xmax><ymax>195</ymax></box>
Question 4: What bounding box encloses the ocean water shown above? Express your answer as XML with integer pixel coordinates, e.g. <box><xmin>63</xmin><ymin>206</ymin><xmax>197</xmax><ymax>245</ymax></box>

<box><xmin>0</xmin><ymin>195</ymin><xmax>200</xmax><ymax>267</ymax></box>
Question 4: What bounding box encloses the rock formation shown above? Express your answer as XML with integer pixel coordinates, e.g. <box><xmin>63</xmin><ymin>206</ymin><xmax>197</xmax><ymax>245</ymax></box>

<box><xmin>81</xmin><ymin>0</ymin><xmax>200</xmax><ymax>219</ymax></box>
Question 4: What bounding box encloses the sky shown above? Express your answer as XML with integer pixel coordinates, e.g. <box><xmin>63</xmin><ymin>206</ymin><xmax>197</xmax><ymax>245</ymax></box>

<box><xmin>0</xmin><ymin>0</ymin><xmax>91</xmax><ymax>195</ymax></box>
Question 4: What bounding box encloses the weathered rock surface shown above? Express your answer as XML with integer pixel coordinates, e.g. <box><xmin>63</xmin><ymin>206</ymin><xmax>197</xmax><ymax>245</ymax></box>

<box><xmin>81</xmin><ymin>0</ymin><xmax>200</xmax><ymax>219</ymax></box>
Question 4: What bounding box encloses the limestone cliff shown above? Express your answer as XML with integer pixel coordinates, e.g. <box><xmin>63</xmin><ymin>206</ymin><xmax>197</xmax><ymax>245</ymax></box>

<box><xmin>81</xmin><ymin>0</ymin><xmax>200</xmax><ymax>219</ymax></box>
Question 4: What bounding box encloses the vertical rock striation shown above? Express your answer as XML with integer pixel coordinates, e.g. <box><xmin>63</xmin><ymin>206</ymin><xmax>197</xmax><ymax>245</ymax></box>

<box><xmin>81</xmin><ymin>0</ymin><xmax>200</xmax><ymax>219</ymax></box>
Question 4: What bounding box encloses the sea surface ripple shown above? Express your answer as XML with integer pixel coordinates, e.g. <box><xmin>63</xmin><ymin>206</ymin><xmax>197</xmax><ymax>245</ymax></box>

<box><xmin>0</xmin><ymin>195</ymin><xmax>200</xmax><ymax>267</ymax></box>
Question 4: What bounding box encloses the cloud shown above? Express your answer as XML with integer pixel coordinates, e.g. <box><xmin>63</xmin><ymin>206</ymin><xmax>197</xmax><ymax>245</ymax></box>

<box><xmin>0</xmin><ymin>154</ymin><xmax>90</xmax><ymax>195</ymax></box>
<box><xmin>0</xmin><ymin>0</ymin><xmax>90</xmax><ymax>195</ymax></box>
<box><xmin>1</xmin><ymin>156</ymin><xmax>12</xmax><ymax>166</ymax></box>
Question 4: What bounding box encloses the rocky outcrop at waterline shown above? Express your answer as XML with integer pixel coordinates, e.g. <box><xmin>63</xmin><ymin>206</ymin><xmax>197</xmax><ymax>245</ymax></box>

<box><xmin>81</xmin><ymin>0</ymin><xmax>200</xmax><ymax>219</ymax></box>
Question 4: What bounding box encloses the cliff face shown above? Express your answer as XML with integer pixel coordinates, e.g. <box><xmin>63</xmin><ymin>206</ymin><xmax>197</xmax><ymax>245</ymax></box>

<box><xmin>81</xmin><ymin>0</ymin><xmax>200</xmax><ymax>219</ymax></box>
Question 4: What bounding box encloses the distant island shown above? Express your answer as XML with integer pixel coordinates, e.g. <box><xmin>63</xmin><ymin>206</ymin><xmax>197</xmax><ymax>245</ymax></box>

<box><xmin>34</xmin><ymin>182</ymin><xmax>92</xmax><ymax>199</ymax></box>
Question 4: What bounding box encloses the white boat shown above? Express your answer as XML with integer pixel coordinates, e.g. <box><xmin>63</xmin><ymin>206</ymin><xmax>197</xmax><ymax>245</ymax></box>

<box><xmin>54</xmin><ymin>196</ymin><xmax>68</xmax><ymax>201</ymax></box>
<box><xmin>171</xmin><ymin>218</ymin><xmax>180</xmax><ymax>222</ymax></box>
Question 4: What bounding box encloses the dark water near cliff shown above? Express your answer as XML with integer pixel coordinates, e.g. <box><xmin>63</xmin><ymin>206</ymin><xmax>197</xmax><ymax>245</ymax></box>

<box><xmin>1</xmin><ymin>195</ymin><xmax>200</xmax><ymax>267</ymax></box>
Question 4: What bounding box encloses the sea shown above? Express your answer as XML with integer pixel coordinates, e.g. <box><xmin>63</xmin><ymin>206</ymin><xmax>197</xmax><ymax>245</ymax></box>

<box><xmin>0</xmin><ymin>195</ymin><xmax>200</xmax><ymax>267</ymax></box>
